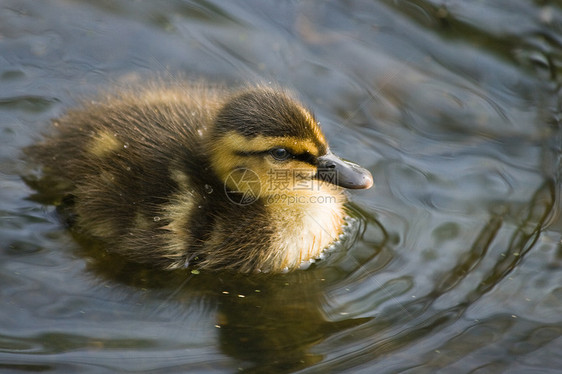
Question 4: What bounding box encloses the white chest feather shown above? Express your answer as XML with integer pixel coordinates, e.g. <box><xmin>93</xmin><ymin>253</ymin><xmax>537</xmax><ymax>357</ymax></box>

<box><xmin>268</xmin><ymin>194</ymin><xmax>346</xmax><ymax>270</ymax></box>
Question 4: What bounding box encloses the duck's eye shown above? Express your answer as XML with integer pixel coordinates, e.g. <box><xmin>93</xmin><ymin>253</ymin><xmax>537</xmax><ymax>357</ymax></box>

<box><xmin>269</xmin><ymin>147</ymin><xmax>290</xmax><ymax>161</ymax></box>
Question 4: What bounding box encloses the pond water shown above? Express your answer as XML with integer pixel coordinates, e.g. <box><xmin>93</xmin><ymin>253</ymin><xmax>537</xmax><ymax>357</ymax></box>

<box><xmin>1</xmin><ymin>0</ymin><xmax>561</xmax><ymax>372</ymax></box>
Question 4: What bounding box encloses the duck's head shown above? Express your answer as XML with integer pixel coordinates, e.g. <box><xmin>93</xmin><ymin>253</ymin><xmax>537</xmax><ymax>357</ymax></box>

<box><xmin>207</xmin><ymin>87</ymin><xmax>373</xmax><ymax>204</ymax></box>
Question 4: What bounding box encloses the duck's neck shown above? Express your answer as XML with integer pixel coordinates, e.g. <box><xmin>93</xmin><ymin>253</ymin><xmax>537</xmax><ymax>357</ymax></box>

<box><xmin>263</xmin><ymin>187</ymin><xmax>347</xmax><ymax>270</ymax></box>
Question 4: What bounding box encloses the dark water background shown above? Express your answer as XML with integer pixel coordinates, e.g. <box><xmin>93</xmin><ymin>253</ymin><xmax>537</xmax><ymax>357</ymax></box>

<box><xmin>1</xmin><ymin>0</ymin><xmax>561</xmax><ymax>373</ymax></box>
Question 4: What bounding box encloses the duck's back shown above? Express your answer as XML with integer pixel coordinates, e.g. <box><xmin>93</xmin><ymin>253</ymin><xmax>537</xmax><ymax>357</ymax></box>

<box><xmin>28</xmin><ymin>85</ymin><xmax>228</xmax><ymax>267</ymax></box>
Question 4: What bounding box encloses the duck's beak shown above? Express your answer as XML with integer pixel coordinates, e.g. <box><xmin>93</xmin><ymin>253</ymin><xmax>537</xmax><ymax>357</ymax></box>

<box><xmin>316</xmin><ymin>151</ymin><xmax>373</xmax><ymax>189</ymax></box>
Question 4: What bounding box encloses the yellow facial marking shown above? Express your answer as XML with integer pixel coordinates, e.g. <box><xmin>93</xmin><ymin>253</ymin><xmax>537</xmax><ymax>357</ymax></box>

<box><xmin>208</xmin><ymin>141</ymin><xmax>247</xmax><ymax>184</ymax></box>
<box><xmin>297</xmin><ymin>106</ymin><xmax>326</xmax><ymax>145</ymax></box>
<box><xmin>89</xmin><ymin>131</ymin><xmax>122</xmax><ymax>157</ymax></box>
<box><xmin>216</xmin><ymin>133</ymin><xmax>320</xmax><ymax>157</ymax></box>
<box><xmin>209</xmin><ymin>132</ymin><xmax>322</xmax><ymax>189</ymax></box>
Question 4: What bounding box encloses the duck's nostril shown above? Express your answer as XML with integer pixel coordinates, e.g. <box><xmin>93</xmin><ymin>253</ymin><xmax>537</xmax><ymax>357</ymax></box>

<box><xmin>318</xmin><ymin>156</ymin><xmax>337</xmax><ymax>169</ymax></box>
<box><xmin>316</xmin><ymin>152</ymin><xmax>373</xmax><ymax>189</ymax></box>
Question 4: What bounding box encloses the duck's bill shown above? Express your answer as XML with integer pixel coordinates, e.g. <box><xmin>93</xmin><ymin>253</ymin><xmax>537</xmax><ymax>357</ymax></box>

<box><xmin>316</xmin><ymin>152</ymin><xmax>373</xmax><ymax>189</ymax></box>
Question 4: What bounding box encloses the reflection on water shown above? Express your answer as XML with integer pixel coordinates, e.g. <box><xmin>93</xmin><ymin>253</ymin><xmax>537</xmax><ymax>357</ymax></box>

<box><xmin>1</xmin><ymin>0</ymin><xmax>561</xmax><ymax>373</ymax></box>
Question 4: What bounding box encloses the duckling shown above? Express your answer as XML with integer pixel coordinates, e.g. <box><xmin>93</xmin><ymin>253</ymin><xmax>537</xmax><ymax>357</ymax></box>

<box><xmin>27</xmin><ymin>82</ymin><xmax>373</xmax><ymax>273</ymax></box>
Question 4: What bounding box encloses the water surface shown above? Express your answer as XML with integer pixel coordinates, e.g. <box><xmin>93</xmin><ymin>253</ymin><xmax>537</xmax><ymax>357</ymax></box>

<box><xmin>1</xmin><ymin>0</ymin><xmax>561</xmax><ymax>373</ymax></box>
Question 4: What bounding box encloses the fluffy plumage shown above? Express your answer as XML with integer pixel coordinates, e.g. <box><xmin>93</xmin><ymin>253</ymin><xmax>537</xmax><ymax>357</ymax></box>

<box><xmin>27</xmin><ymin>82</ymin><xmax>372</xmax><ymax>272</ymax></box>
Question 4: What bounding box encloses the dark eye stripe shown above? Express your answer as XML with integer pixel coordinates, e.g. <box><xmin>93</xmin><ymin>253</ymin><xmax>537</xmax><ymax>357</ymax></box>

<box><xmin>293</xmin><ymin>152</ymin><xmax>316</xmax><ymax>165</ymax></box>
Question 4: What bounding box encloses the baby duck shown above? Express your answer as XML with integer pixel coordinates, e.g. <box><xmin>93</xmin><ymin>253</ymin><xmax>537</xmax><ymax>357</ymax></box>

<box><xmin>28</xmin><ymin>82</ymin><xmax>373</xmax><ymax>273</ymax></box>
